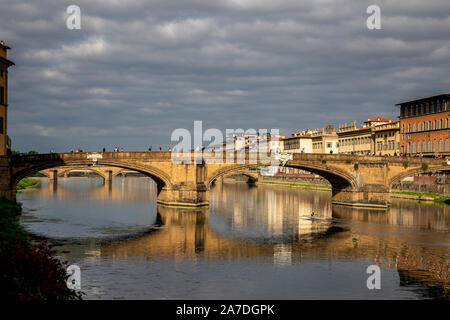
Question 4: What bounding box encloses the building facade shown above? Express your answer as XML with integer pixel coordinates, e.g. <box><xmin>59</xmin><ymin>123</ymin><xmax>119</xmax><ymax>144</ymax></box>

<box><xmin>372</xmin><ymin>121</ymin><xmax>400</xmax><ymax>156</ymax></box>
<box><xmin>337</xmin><ymin>117</ymin><xmax>394</xmax><ymax>155</ymax></box>
<box><xmin>337</xmin><ymin>121</ymin><xmax>373</xmax><ymax>155</ymax></box>
<box><xmin>397</xmin><ymin>93</ymin><xmax>450</xmax><ymax>157</ymax></box>
<box><xmin>0</xmin><ymin>41</ymin><xmax>14</xmax><ymax>156</ymax></box>
<box><xmin>312</xmin><ymin>125</ymin><xmax>338</xmax><ymax>154</ymax></box>
<box><xmin>282</xmin><ymin>130</ymin><xmax>312</xmax><ymax>153</ymax></box>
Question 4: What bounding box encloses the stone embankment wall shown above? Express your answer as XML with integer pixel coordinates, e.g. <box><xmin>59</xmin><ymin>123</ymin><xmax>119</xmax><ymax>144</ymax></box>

<box><xmin>392</xmin><ymin>174</ymin><xmax>450</xmax><ymax>195</ymax></box>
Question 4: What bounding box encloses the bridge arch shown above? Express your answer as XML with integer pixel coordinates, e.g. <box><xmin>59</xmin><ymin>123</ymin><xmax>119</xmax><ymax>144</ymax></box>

<box><xmin>388</xmin><ymin>165</ymin><xmax>450</xmax><ymax>190</ymax></box>
<box><xmin>55</xmin><ymin>167</ymin><xmax>106</xmax><ymax>179</ymax></box>
<box><xmin>13</xmin><ymin>160</ymin><xmax>173</xmax><ymax>195</ymax></box>
<box><xmin>207</xmin><ymin>163</ymin><xmax>358</xmax><ymax>191</ymax></box>
<box><xmin>213</xmin><ymin>169</ymin><xmax>259</xmax><ymax>185</ymax></box>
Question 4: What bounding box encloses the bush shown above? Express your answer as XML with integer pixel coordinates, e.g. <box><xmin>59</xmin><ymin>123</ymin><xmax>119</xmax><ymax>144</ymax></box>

<box><xmin>16</xmin><ymin>178</ymin><xmax>38</xmax><ymax>191</ymax></box>
<box><xmin>0</xmin><ymin>198</ymin><xmax>82</xmax><ymax>300</ymax></box>
<box><xmin>0</xmin><ymin>241</ymin><xmax>82</xmax><ymax>300</ymax></box>
<box><xmin>421</xmin><ymin>162</ymin><xmax>428</xmax><ymax>171</ymax></box>
<box><xmin>402</xmin><ymin>160</ymin><xmax>409</xmax><ymax>169</ymax></box>
<box><xmin>353</xmin><ymin>163</ymin><xmax>359</xmax><ymax>171</ymax></box>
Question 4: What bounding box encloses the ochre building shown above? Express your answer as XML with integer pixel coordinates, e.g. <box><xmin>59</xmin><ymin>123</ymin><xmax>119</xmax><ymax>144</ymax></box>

<box><xmin>372</xmin><ymin>121</ymin><xmax>400</xmax><ymax>156</ymax></box>
<box><xmin>337</xmin><ymin>117</ymin><xmax>395</xmax><ymax>155</ymax></box>
<box><xmin>312</xmin><ymin>125</ymin><xmax>338</xmax><ymax>154</ymax></box>
<box><xmin>0</xmin><ymin>41</ymin><xmax>14</xmax><ymax>156</ymax></box>
<box><xmin>397</xmin><ymin>93</ymin><xmax>450</xmax><ymax>157</ymax></box>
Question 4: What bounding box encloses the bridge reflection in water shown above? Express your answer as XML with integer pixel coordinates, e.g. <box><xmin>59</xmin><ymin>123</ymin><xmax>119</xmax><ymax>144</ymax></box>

<box><xmin>19</xmin><ymin>177</ymin><xmax>450</xmax><ymax>299</ymax></box>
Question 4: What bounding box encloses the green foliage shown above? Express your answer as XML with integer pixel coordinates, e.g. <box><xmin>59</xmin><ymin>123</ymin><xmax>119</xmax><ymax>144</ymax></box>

<box><xmin>26</xmin><ymin>151</ymin><xmax>38</xmax><ymax>155</ymax></box>
<box><xmin>391</xmin><ymin>191</ymin><xmax>450</xmax><ymax>205</ymax></box>
<box><xmin>0</xmin><ymin>198</ymin><xmax>83</xmax><ymax>300</ymax></box>
<box><xmin>321</xmin><ymin>159</ymin><xmax>326</xmax><ymax>164</ymax></box>
<box><xmin>421</xmin><ymin>162</ymin><xmax>428</xmax><ymax>171</ymax></box>
<box><xmin>345</xmin><ymin>159</ymin><xmax>352</xmax><ymax>164</ymax></box>
<box><xmin>353</xmin><ymin>163</ymin><xmax>359</xmax><ymax>171</ymax></box>
<box><xmin>260</xmin><ymin>181</ymin><xmax>331</xmax><ymax>189</ymax></box>
<box><xmin>16</xmin><ymin>178</ymin><xmax>38</xmax><ymax>191</ymax></box>
<box><xmin>402</xmin><ymin>160</ymin><xmax>409</xmax><ymax>169</ymax></box>
<box><xmin>0</xmin><ymin>199</ymin><xmax>28</xmax><ymax>247</ymax></box>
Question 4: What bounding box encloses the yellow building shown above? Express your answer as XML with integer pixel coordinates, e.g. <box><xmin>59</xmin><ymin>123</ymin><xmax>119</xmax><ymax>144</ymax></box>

<box><xmin>0</xmin><ymin>41</ymin><xmax>14</xmax><ymax>156</ymax></box>
<box><xmin>337</xmin><ymin>117</ymin><xmax>394</xmax><ymax>155</ymax></box>
<box><xmin>372</xmin><ymin>121</ymin><xmax>400</xmax><ymax>156</ymax></box>
<box><xmin>337</xmin><ymin>121</ymin><xmax>373</xmax><ymax>155</ymax></box>
<box><xmin>312</xmin><ymin>125</ymin><xmax>339</xmax><ymax>154</ymax></box>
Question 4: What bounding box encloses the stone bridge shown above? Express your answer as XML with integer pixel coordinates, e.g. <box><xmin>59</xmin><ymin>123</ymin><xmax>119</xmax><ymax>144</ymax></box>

<box><xmin>39</xmin><ymin>166</ymin><xmax>138</xmax><ymax>182</ymax></box>
<box><xmin>1</xmin><ymin>151</ymin><xmax>448</xmax><ymax>208</ymax></box>
<box><xmin>213</xmin><ymin>169</ymin><xmax>259</xmax><ymax>184</ymax></box>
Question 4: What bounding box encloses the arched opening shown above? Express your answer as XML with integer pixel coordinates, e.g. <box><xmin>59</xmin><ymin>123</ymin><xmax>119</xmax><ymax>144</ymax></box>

<box><xmin>389</xmin><ymin>167</ymin><xmax>450</xmax><ymax>196</ymax></box>
<box><xmin>212</xmin><ymin>169</ymin><xmax>259</xmax><ymax>186</ymax></box>
<box><xmin>208</xmin><ymin>163</ymin><xmax>357</xmax><ymax>203</ymax></box>
<box><xmin>12</xmin><ymin>161</ymin><xmax>172</xmax><ymax>198</ymax></box>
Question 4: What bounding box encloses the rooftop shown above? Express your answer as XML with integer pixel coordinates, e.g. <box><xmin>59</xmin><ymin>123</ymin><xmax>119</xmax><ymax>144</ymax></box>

<box><xmin>395</xmin><ymin>92</ymin><xmax>450</xmax><ymax>106</ymax></box>
<box><xmin>364</xmin><ymin>116</ymin><xmax>393</xmax><ymax>123</ymax></box>
<box><xmin>0</xmin><ymin>41</ymin><xmax>11</xmax><ymax>50</ymax></box>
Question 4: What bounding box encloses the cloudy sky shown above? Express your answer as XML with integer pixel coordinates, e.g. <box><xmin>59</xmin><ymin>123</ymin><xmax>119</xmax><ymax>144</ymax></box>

<box><xmin>1</xmin><ymin>0</ymin><xmax>449</xmax><ymax>152</ymax></box>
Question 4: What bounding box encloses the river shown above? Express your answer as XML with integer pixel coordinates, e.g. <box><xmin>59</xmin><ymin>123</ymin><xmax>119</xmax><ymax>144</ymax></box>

<box><xmin>17</xmin><ymin>177</ymin><xmax>450</xmax><ymax>299</ymax></box>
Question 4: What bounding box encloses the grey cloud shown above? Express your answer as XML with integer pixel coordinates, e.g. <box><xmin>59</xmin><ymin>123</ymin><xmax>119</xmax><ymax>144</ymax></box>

<box><xmin>1</xmin><ymin>0</ymin><xmax>449</xmax><ymax>152</ymax></box>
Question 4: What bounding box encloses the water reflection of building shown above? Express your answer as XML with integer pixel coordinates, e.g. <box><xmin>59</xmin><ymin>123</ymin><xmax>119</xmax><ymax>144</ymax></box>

<box><xmin>31</xmin><ymin>177</ymin><xmax>450</xmax><ymax>298</ymax></box>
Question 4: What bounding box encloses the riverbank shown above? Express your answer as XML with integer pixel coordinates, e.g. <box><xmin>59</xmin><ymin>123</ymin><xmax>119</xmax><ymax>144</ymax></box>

<box><xmin>257</xmin><ymin>180</ymin><xmax>331</xmax><ymax>191</ymax></box>
<box><xmin>254</xmin><ymin>180</ymin><xmax>450</xmax><ymax>204</ymax></box>
<box><xmin>391</xmin><ymin>191</ymin><xmax>450</xmax><ymax>204</ymax></box>
<box><xmin>16</xmin><ymin>177</ymin><xmax>38</xmax><ymax>191</ymax></box>
<box><xmin>0</xmin><ymin>198</ymin><xmax>82</xmax><ymax>300</ymax></box>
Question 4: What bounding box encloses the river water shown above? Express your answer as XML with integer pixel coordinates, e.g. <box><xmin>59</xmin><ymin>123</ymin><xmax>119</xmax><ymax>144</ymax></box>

<box><xmin>17</xmin><ymin>177</ymin><xmax>450</xmax><ymax>299</ymax></box>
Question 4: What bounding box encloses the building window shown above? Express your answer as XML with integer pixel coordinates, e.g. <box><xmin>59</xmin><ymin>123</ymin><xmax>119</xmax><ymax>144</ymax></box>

<box><xmin>0</xmin><ymin>86</ymin><xmax>4</xmax><ymax>104</ymax></box>
<box><xmin>428</xmin><ymin>140</ymin><xmax>431</xmax><ymax>152</ymax></box>
<box><xmin>433</xmin><ymin>139</ymin><xmax>437</xmax><ymax>153</ymax></box>
<box><xmin>417</xmin><ymin>141</ymin><xmax>421</xmax><ymax>153</ymax></box>
<box><xmin>439</xmin><ymin>139</ymin><xmax>443</xmax><ymax>152</ymax></box>
<box><xmin>0</xmin><ymin>117</ymin><xmax>3</xmax><ymax>134</ymax></box>
<box><xmin>423</xmin><ymin>140</ymin><xmax>426</xmax><ymax>153</ymax></box>
<box><xmin>446</xmin><ymin>139</ymin><xmax>449</xmax><ymax>152</ymax></box>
